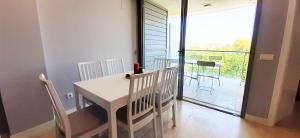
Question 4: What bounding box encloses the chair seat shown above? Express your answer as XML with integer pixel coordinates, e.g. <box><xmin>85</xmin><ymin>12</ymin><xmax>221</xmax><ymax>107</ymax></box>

<box><xmin>155</xmin><ymin>93</ymin><xmax>173</xmax><ymax>105</ymax></box>
<box><xmin>68</xmin><ymin>105</ymin><xmax>108</xmax><ymax>137</ymax></box>
<box><xmin>117</xmin><ymin>106</ymin><xmax>155</xmax><ymax>125</ymax></box>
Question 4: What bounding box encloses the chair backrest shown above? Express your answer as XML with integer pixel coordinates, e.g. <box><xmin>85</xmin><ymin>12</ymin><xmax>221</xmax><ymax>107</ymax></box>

<box><xmin>122</xmin><ymin>59</ymin><xmax>133</xmax><ymax>72</ymax></box>
<box><xmin>78</xmin><ymin>61</ymin><xmax>104</xmax><ymax>81</ymax></box>
<box><xmin>153</xmin><ymin>58</ymin><xmax>172</xmax><ymax>70</ymax></box>
<box><xmin>197</xmin><ymin>61</ymin><xmax>216</xmax><ymax>67</ymax></box>
<box><xmin>39</xmin><ymin>74</ymin><xmax>71</xmax><ymax>137</ymax></box>
<box><xmin>128</xmin><ymin>71</ymin><xmax>159</xmax><ymax>121</ymax></box>
<box><xmin>209</xmin><ymin>56</ymin><xmax>222</xmax><ymax>61</ymax></box>
<box><xmin>191</xmin><ymin>54</ymin><xmax>203</xmax><ymax>60</ymax></box>
<box><xmin>158</xmin><ymin>67</ymin><xmax>178</xmax><ymax>104</ymax></box>
<box><xmin>105</xmin><ymin>58</ymin><xmax>125</xmax><ymax>76</ymax></box>
<box><xmin>170</xmin><ymin>59</ymin><xmax>179</xmax><ymax>67</ymax></box>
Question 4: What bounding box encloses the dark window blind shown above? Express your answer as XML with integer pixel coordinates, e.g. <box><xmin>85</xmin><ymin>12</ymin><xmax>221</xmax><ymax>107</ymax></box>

<box><xmin>143</xmin><ymin>1</ymin><xmax>168</xmax><ymax>69</ymax></box>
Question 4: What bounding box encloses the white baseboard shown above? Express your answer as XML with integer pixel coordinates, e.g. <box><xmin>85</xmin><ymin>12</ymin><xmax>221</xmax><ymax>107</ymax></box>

<box><xmin>245</xmin><ymin>114</ymin><xmax>272</xmax><ymax>126</ymax></box>
<box><xmin>66</xmin><ymin>107</ymin><xmax>77</xmax><ymax>114</ymax></box>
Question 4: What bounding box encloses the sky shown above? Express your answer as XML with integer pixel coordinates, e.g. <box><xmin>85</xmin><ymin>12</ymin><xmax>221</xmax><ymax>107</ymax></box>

<box><xmin>184</xmin><ymin>5</ymin><xmax>256</xmax><ymax>47</ymax></box>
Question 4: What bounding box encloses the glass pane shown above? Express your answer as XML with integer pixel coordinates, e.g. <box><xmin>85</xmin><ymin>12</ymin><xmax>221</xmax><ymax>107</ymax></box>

<box><xmin>183</xmin><ymin>0</ymin><xmax>258</xmax><ymax>115</ymax></box>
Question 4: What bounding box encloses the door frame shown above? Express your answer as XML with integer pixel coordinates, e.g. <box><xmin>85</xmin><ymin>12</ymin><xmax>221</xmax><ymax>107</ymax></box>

<box><xmin>136</xmin><ymin>0</ymin><xmax>264</xmax><ymax>118</ymax></box>
<box><xmin>137</xmin><ymin>0</ymin><xmax>144</xmax><ymax>67</ymax></box>
<box><xmin>0</xmin><ymin>92</ymin><xmax>10</xmax><ymax>136</ymax></box>
<box><xmin>240</xmin><ymin>0</ymin><xmax>263</xmax><ymax>118</ymax></box>
<box><xmin>177</xmin><ymin>0</ymin><xmax>188</xmax><ymax>100</ymax></box>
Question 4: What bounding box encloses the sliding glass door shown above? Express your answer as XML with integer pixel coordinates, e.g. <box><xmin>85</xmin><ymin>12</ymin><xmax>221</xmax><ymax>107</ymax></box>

<box><xmin>138</xmin><ymin>0</ymin><xmax>261</xmax><ymax>117</ymax></box>
<box><xmin>182</xmin><ymin>0</ymin><xmax>258</xmax><ymax>116</ymax></box>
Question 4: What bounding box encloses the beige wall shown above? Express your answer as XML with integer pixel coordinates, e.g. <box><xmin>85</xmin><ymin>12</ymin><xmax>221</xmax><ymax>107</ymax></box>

<box><xmin>0</xmin><ymin>0</ymin><xmax>52</xmax><ymax>134</ymax></box>
<box><xmin>275</xmin><ymin>0</ymin><xmax>300</xmax><ymax>122</ymax></box>
<box><xmin>246</xmin><ymin>0</ymin><xmax>289</xmax><ymax>118</ymax></box>
<box><xmin>0</xmin><ymin>0</ymin><xmax>137</xmax><ymax>134</ymax></box>
<box><xmin>36</xmin><ymin>0</ymin><xmax>138</xmax><ymax>109</ymax></box>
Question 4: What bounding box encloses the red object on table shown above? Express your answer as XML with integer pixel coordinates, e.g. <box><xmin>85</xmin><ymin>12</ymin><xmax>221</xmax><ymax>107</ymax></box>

<box><xmin>134</xmin><ymin>63</ymin><xmax>139</xmax><ymax>74</ymax></box>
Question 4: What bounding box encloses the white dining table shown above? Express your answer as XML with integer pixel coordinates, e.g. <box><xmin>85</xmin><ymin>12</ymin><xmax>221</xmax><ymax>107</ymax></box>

<box><xmin>74</xmin><ymin>71</ymin><xmax>158</xmax><ymax>138</ymax></box>
<box><xmin>74</xmin><ymin>72</ymin><xmax>130</xmax><ymax>138</ymax></box>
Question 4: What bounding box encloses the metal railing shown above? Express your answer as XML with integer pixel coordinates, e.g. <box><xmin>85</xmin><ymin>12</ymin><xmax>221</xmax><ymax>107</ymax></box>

<box><xmin>184</xmin><ymin>49</ymin><xmax>250</xmax><ymax>82</ymax></box>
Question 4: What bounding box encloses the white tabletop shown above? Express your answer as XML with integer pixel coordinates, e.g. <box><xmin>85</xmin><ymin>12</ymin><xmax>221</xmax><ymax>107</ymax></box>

<box><xmin>74</xmin><ymin>72</ymin><xmax>135</xmax><ymax>138</ymax></box>
<box><xmin>74</xmin><ymin>73</ymin><xmax>130</xmax><ymax>103</ymax></box>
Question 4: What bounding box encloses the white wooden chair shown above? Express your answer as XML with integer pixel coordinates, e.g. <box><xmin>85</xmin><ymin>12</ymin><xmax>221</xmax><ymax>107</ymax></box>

<box><xmin>78</xmin><ymin>61</ymin><xmax>104</xmax><ymax>108</ymax></box>
<box><xmin>105</xmin><ymin>58</ymin><xmax>125</xmax><ymax>76</ymax></box>
<box><xmin>116</xmin><ymin>71</ymin><xmax>160</xmax><ymax>138</ymax></box>
<box><xmin>153</xmin><ymin>58</ymin><xmax>171</xmax><ymax>71</ymax></box>
<box><xmin>123</xmin><ymin>59</ymin><xmax>133</xmax><ymax>72</ymax></box>
<box><xmin>39</xmin><ymin>74</ymin><xmax>108</xmax><ymax>138</ymax></box>
<box><xmin>156</xmin><ymin>67</ymin><xmax>178</xmax><ymax>138</ymax></box>
<box><xmin>208</xmin><ymin>56</ymin><xmax>222</xmax><ymax>86</ymax></box>
<box><xmin>78</xmin><ymin>61</ymin><xmax>104</xmax><ymax>81</ymax></box>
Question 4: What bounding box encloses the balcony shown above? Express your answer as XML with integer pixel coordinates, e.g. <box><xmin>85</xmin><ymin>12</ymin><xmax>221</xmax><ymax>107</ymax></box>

<box><xmin>183</xmin><ymin>50</ymin><xmax>250</xmax><ymax>115</ymax></box>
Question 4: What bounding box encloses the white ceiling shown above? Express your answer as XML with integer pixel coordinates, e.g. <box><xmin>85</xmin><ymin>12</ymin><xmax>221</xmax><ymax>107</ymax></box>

<box><xmin>148</xmin><ymin>0</ymin><xmax>257</xmax><ymax>16</ymax></box>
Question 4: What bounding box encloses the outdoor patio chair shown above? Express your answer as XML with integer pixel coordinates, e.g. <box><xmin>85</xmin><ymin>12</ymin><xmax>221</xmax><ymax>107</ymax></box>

<box><xmin>196</xmin><ymin>61</ymin><xmax>221</xmax><ymax>94</ymax></box>
<box><xmin>208</xmin><ymin>56</ymin><xmax>222</xmax><ymax>86</ymax></box>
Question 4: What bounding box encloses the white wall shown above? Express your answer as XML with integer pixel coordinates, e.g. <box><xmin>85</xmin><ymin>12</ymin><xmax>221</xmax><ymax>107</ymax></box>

<box><xmin>0</xmin><ymin>0</ymin><xmax>52</xmax><ymax>134</ymax></box>
<box><xmin>36</xmin><ymin>0</ymin><xmax>138</xmax><ymax>109</ymax></box>
<box><xmin>246</xmin><ymin>0</ymin><xmax>289</xmax><ymax>118</ymax></box>
<box><xmin>273</xmin><ymin>0</ymin><xmax>300</xmax><ymax>123</ymax></box>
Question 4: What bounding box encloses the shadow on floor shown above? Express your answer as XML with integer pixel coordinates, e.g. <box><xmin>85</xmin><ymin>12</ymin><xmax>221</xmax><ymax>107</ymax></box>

<box><xmin>277</xmin><ymin>101</ymin><xmax>300</xmax><ymax>131</ymax></box>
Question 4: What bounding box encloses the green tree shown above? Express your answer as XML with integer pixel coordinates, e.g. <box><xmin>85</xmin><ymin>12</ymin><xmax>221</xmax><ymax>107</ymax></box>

<box><xmin>184</xmin><ymin>38</ymin><xmax>251</xmax><ymax>79</ymax></box>
<box><xmin>230</xmin><ymin>39</ymin><xmax>251</xmax><ymax>51</ymax></box>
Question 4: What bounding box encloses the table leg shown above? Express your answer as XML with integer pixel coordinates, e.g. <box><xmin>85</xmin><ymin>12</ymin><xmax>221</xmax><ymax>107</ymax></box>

<box><xmin>74</xmin><ymin>92</ymin><xmax>81</xmax><ymax>110</ymax></box>
<box><xmin>108</xmin><ymin>108</ymin><xmax>118</xmax><ymax>138</ymax></box>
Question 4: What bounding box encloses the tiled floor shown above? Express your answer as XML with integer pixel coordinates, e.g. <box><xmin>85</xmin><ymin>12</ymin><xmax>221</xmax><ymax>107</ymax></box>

<box><xmin>183</xmin><ymin>76</ymin><xmax>244</xmax><ymax>114</ymax></box>
<box><xmin>30</xmin><ymin>101</ymin><xmax>300</xmax><ymax>138</ymax></box>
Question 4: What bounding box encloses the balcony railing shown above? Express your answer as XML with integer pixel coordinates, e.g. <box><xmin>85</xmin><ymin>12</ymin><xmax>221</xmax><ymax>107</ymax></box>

<box><xmin>184</xmin><ymin>49</ymin><xmax>250</xmax><ymax>82</ymax></box>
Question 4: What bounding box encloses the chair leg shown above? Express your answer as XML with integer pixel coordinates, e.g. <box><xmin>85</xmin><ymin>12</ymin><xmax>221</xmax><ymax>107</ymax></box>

<box><xmin>210</xmin><ymin>78</ymin><xmax>214</xmax><ymax>95</ymax></box>
<box><xmin>172</xmin><ymin>104</ymin><xmax>177</xmax><ymax>127</ymax></box>
<box><xmin>55</xmin><ymin>125</ymin><xmax>64</xmax><ymax>138</ymax></box>
<box><xmin>55</xmin><ymin>126</ymin><xmax>60</xmax><ymax>138</ymax></box>
<box><xmin>128</xmin><ymin>129</ymin><xmax>134</xmax><ymax>138</ymax></box>
<box><xmin>158</xmin><ymin>110</ymin><xmax>164</xmax><ymax>138</ymax></box>
<box><xmin>153</xmin><ymin>117</ymin><xmax>158</xmax><ymax>138</ymax></box>
<box><xmin>197</xmin><ymin>77</ymin><xmax>200</xmax><ymax>87</ymax></box>
<box><xmin>82</xmin><ymin>97</ymin><xmax>86</xmax><ymax>108</ymax></box>
<box><xmin>127</xmin><ymin>120</ymin><xmax>134</xmax><ymax>138</ymax></box>
<box><xmin>218</xmin><ymin>66</ymin><xmax>221</xmax><ymax>86</ymax></box>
